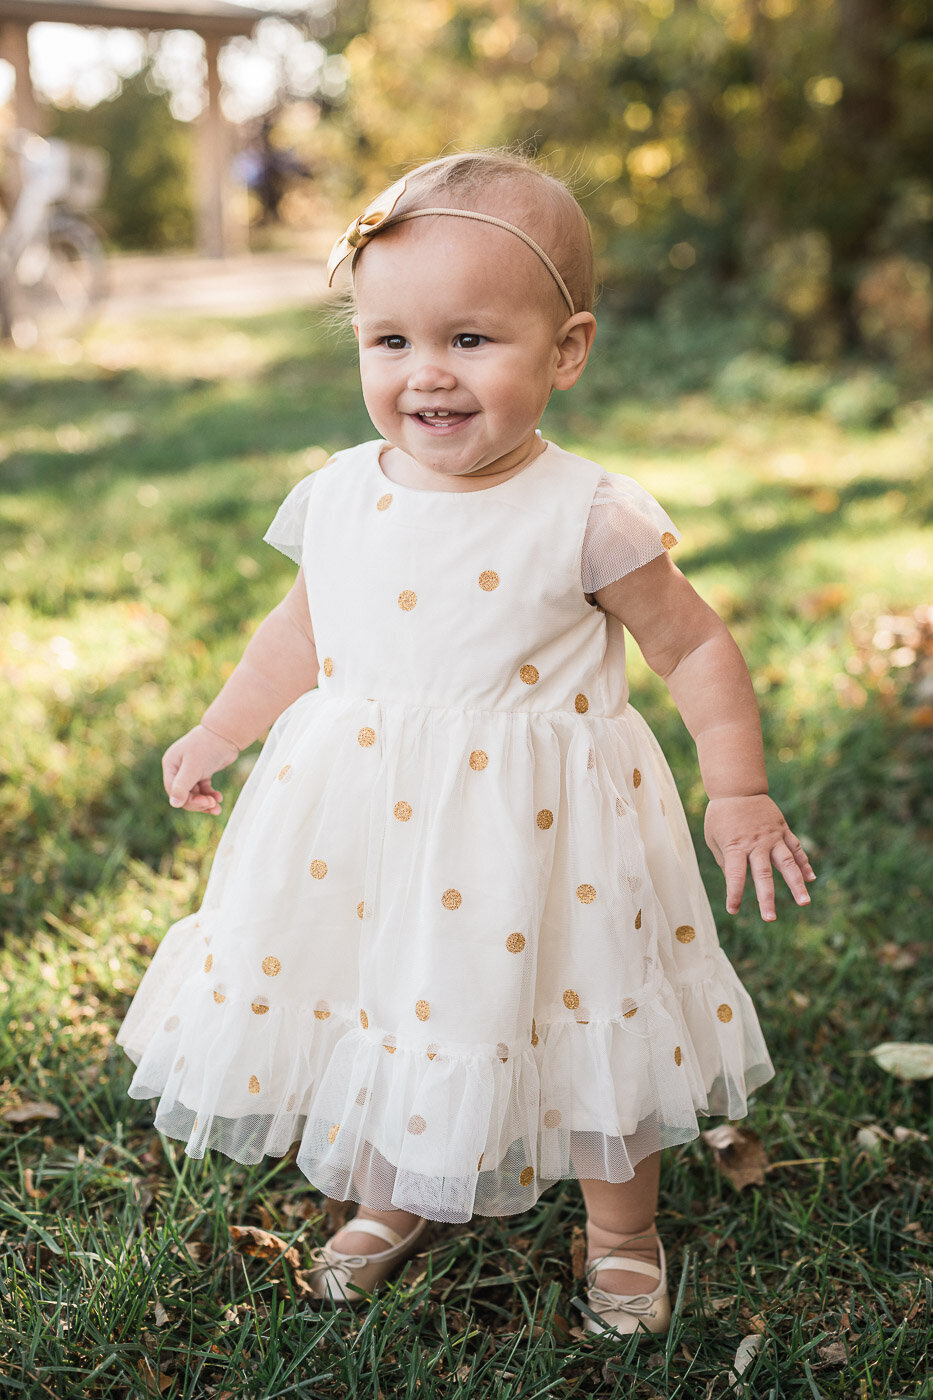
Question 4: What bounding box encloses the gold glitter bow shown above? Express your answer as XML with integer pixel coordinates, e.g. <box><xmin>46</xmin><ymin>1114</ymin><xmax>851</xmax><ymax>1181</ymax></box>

<box><xmin>326</xmin><ymin>176</ymin><xmax>408</xmax><ymax>286</ymax></box>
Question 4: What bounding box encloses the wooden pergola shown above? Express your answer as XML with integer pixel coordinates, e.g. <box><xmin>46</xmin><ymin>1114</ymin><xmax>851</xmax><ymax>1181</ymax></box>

<box><xmin>0</xmin><ymin>0</ymin><xmax>270</xmax><ymax>255</ymax></box>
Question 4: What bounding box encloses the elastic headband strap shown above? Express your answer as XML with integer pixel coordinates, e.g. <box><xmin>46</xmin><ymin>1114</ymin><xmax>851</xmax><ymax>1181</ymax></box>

<box><xmin>327</xmin><ymin>180</ymin><xmax>576</xmax><ymax>317</ymax></box>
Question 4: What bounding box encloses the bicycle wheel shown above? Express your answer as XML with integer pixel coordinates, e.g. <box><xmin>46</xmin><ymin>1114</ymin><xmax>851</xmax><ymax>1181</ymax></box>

<box><xmin>7</xmin><ymin>213</ymin><xmax>108</xmax><ymax>344</ymax></box>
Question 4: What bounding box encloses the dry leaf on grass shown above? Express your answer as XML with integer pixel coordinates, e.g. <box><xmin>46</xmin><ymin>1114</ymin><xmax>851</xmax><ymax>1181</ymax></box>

<box><xmin>701</xmin><ymin>1125</ymin><xmax>770</xmax><ymax>1189</ymax></box>
<box><xmin>869</xmin><ymin>1042</ymin><xmax>933</xmax><ymax>1080</ymax></box>
<box><xmin>227</xmin><ymin>1224</ymin><xmax>301</xmax><ymax>1270</ymax></box>
<box><xmin>570</xmin><ymin>1224</ymin><xmax>587</xmax><ymax>1279</ymax></box>
<box><xmin>727</xmin><ymin>1334</ymin><xmax>764</xmax><ymax>1390</ymax></box>
<box><xmin>135</xmin><ymin>1357</ymin><xmax>175</xmax><ymax>1396</ymax></box>
<box><xmin>1</xmin><ymin>1101</ymin><xmax>61</xmax><ymax>1124</ymax></box>
<box><xmin>817</xmin><ymin>1340</ymin><xmax>849</xmax><ymax>1366</ymax></box>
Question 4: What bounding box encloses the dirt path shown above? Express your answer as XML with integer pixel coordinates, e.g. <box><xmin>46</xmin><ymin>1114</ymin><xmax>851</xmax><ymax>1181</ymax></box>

<box><xmin>101</xmin><ymin>251</ymin><xmax>331</xmax><ymax>320</ymax></box>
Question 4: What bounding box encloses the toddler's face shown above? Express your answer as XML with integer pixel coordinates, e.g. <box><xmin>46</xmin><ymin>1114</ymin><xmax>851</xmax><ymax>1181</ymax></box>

<box><xmin>353</xmin><ymin>219</ymin><xmax>584</xmax><ymax>485</ymax></box>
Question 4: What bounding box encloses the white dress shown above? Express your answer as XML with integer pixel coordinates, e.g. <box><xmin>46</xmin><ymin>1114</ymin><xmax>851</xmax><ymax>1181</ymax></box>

<box><xmin>116</xmin><ymin>438</ymin><xmax>774</xmax><ymax>1224</ymax></box>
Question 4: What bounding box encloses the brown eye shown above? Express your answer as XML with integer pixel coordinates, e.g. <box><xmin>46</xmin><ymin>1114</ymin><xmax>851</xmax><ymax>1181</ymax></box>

<box><xmin>454</xmin><ymin>333</ymin><xmax>485</xmax><ymax>349</ymax></box>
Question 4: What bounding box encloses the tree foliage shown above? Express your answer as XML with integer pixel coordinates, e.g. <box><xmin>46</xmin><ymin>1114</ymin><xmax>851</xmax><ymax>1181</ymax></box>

<box><xmin>327</xmin><ymin>0</ymin><xmax>933</xmax><ymax>367</ymax></box>
<box><xmin>49</xmin><ymin>64</ymin><xmax>194</xmax><ymax>250</ymax></box>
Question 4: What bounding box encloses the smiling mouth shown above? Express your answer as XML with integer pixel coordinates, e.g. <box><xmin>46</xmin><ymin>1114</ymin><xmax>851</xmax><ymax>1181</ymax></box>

<box><xmin>412</xmin><ymin>409</ymin><xmax>474</xmax><ymax>427</ymax></box>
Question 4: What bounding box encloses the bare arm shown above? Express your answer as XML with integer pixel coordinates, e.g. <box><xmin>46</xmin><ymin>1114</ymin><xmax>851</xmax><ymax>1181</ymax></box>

<box><xmin>163</xmin><ymin>569</ymin><xmax>318</xmax><ymax>813</ymax></box>
<box><xmin>594</xmin><ymin>552</ymin><xmax>815</xmax><ymax>919</ymax></box>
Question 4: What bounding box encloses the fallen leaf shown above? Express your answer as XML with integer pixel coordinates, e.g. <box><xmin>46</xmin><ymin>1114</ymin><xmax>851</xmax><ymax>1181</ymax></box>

<box><xmin>1</xmin><ymin>1101</ymin><xmax>61</xmax><ymax>1124</ymax></box>
<box><xmin>893</xmin><ymin>1125</ymin><xmax>930</xmax><ymax>1143</ymax></box>
<box><xmin>135</xmin><ymin>1357</ymin><xmax>175</xmax><ymax>1396</ymax></box>
<box><xmin>227</xmin><ymin>1224</ymin><xmax>300</xmax><ymax>1269</ymax></box>
<box><xmin>727</xmin><ymin>1334</ymin><xmax>764</xmax><ymax>1391</ymax></box>
<box><xmin>23</xmin><ymin>1168</ymin><xmax>44</xmax><ymax>1200</ymax></box>
<box><xmin>747</xmin><ymin>1313</ymin><xmax>768</xmax><ymax>1334</ymax></box>
<box><xmin>817</xmin><ymin>1340</ymin><xmax>848</xmax><ymax>1366</ymax></box>
<box><xmin>701</xmin><ymin>1125</ymin><xmax>770</xmax><ymax>1190</ymax></box>
<box><xmin>855</xmin><ymin>1126</ymin><xmax>886</xmax><ymax>1152</ymax></box>
<box><xmin>869</xmin><ymin>1042</ymin><xmax>933</xmax><ymax>1081</ymax></box>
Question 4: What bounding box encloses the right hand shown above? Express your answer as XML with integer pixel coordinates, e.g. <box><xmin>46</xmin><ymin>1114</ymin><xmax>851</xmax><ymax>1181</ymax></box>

<box><xmin>162</xmin><ymin>724</ymin><xmax>239</xmax><ymax>814</ymax></box>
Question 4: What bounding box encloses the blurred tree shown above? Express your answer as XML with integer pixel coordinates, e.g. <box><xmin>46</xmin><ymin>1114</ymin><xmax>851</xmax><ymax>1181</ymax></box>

<box><xmin>323</xmin><ymin>0</ymin><xmax>933</xmax><ymax>365</ymax></box>
<box><xmin>49</xmin><ymin>63</ymin><xmax>194</xmax><ymax>250</ymax></box>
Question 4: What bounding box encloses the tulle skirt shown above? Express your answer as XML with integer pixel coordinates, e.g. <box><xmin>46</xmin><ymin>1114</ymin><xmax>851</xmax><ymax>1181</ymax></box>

<box><xmin>116</xmin><ymin>690</ymin><xmax>773</xmax><ymax>1223</ymax></box>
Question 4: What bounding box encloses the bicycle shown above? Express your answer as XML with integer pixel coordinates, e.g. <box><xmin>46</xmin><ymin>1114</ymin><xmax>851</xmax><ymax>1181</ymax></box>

<box><xmin>0</xmin><ymin>130</ymin><xmax>109</xmax><ymax>348</ymax></box>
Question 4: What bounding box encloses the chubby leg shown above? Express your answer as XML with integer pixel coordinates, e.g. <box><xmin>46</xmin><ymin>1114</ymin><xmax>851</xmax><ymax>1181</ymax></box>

<box><xmin>331</xmin><ymin>1204</ymin><xmax>422</xmax><ymax>1254</ymax></box>
<box><xmin>579</xmin><ymin>1150</ymin><xmax>662</xmax><ymax>1295</ymax></box>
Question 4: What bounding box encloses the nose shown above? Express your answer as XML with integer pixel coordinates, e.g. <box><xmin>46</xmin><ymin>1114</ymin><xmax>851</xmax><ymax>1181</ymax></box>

<box><xmin>407</xmin><ymin>357</ymin><xmax>457</xmax><ymax>393</ymax></box>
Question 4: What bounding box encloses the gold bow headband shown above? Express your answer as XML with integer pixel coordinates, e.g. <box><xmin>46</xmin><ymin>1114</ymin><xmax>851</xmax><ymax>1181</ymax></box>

<box><xmin>326</xmin><ymin>176</ymin><xmax>576</xmax><ymax>316</ymax></box>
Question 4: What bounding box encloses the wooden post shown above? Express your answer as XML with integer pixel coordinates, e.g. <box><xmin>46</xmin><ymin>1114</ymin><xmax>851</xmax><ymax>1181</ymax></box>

<box><xmin>0</xmin><ymin>20</ymin><xmax>44</xmax><ymax>134</ymax></box>
<box><xmin>195</xmin><ymin>32</ymin><xmax>227</xmax><ymax>257</ymax></box>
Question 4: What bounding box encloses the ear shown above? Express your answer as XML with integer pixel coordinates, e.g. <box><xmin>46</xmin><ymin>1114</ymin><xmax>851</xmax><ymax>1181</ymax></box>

<box><xmin>552</xmin><ymin>312</ymin><xmax>597</xmax><ymax>391</ymax></box>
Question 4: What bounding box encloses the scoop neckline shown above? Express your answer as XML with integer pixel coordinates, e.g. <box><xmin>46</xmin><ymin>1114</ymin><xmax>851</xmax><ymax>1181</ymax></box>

<box><xmin>373</xmin><ymin>438</ymin><xmax>553</xmax><ymax>498</ymax></box>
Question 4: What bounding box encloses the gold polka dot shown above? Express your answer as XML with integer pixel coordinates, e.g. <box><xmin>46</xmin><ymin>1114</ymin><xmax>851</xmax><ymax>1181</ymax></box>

<box><xmin>357</xmin><ymin>900</ymin><xmax>367</xmax><ymax>920</ymax></box>
<box><xmin>322</xmin><ymin>657</ymin><xmax>334</xmax><ymax>677</ymax></box>
<box><xmin>575</xmin><ymin>693</ymin><xmax>589</xmax><ymax>714</ymax></box>
<box><xmin>442</xmin><ymin>888</ymin><xmax>461</xmax><ymax>910</ymax></box>
<box><xmin>383</xmin><ymin>1038</ymin><xmax>397</xmax><ymax>1054</ymax></box>
<box><xmin>615</xmin><ymin>797</ymin><xmax>627</xmax><ymax>817</ymax></box>
<box><xmin>394</xmin><ymin>800</ymin><xmax>412</xmax><ymax>821</ymax></box>
<box><xmin>407</xmin><ymin>1114</ymin><xmax>427</xmax><ymax>1135</ymax></box>
<box><xmin>531</xmin><ymin>1018</ymin><xmax>539</xmax><ymax>1047</ymax></box>
<box><xmin>576</xmin><ymin>884</ymin><xmax>596</xmax><ymax>904</ymax></box>
<box><xmin>358</xmin><ymin>726</ymin><xmax>376</xmax><ymax>747</ymax></box>
<box><xmin>469</xmin><ymin>749</ymin><xmax>488</xmax><ymax>771</ymax></box>
<box><xmin>426</xmin><ymin>1043</ymin><xmax>439</xmax><ymax>1060</ymax></box>
<box><xmin>587</xmin><ymin>747</ymin><xmax>596</xmax><ymax>770</ymax></box>
<box><xmin>563</xmin><ymin>989</ymin><xmax>580</xmax><ymax>1010</ymax></box>
<box><xmin>660</xmin><ymin>798</ymin><xmax>666</xmax><ymax>814</ymax></box>
<box><xmin>520</xmin><ymin>664</ymin><xmax>539</xmax><ymax>685</ymax></box>
<box><xmin>576</xmin><ymin>1018</ymin><xmax>590</xmax><ymax>1025</ymax></box>
<box><xmin>544</xmin><ymin>1109</ymin><xmax>562</xmax><ymax>1128</ymax></box>
<box><xmin>213</xmin><ymin>990</ymin><xmax>226</xmax><ymax>1004</ymax></box>
<box><xmin>164</xmin><ymin>1015</ymin><xmax>180</xmax><ymax>1032</ymax></box>
<box><xmin>477</xmin><ymin>1153</ymin><xmax>484</xmax><ymax>1171</ymax></box>
<box><xmin>248</xmin><ymin>1075</ymin><xmax>260</xmax><ymax>1095</ymax></box>
<box><xmin>328</xmin><ymin>1123</ymin><xmax>340</xmax><ymax>1143</ymax></box>
<box><xmin>285</xmin><ymin>1094</ymin><xmax>296</xmax><ymax>1112</ymax></box>
<box><xmin>193</xmin><ymin>1115</ymin><xmax>199</xmax><ymax>1130</ymax></box>
<box><xmin>360</xmin><ymin>1008</ymin><xmax>368</xmax><ymax>1029</ymax></box>
<box><xmin>674</xmin><ymin>1046</ymin><xmax>683</xmax><ymax>1066</ymax></box>
<box><xmin>717</xmin><ymin>1003</ymin><xmax>733</xmax><ymax>1023</ymax></box>
<box><xmin>251</xmin><ymin>1001</ymin><xmax>269</xmax><ymax>1015</ymax></box>
<box><xmin>519</xmin><ymin>1166</ymin><xmax>535</xmax><ymax>1187</ymax></box>
<box><xmin>635</xmin><ymin>908</ymin><xmax>642</xmax><ymax>930</ymax></box>
<box><xmin>355</xmin><ymin>1087</ymin><xmax>369</xmax><ymax>1106</ymax></box>
<box><xmin>377</xmin><ymin>493</ymin><xmax>392</xmax><ymax>511</ymax></box>
<box><xmin>675</xmin><ymin>925</ymin><xmax>696</xmax><ymax>944</ymax></box>
<box><xmin>262</xmin><ymin>955</ymin><xmax>281</xmax><ymax>977</ymax></box>
<box><xmin>496</xmin><ymin>1042</ymin><xmax>510</xmax><ymax>1061</ymax></box>
<box><xmin>506</xmin><ymin>932</ymin><xmax>526</xmax><ymax>954</ymax></box>
<box><xmin>661</xmin><ymin>532</ymin><xmax>677</xmax><ymax>550</ymax></box>
<box><xmin>314</xmin><ymin>1002</ymin><xmax>331</xmax><ymax>1021</ymax></box>
<box><xmin>203</xmin><ymin>954</ymin><xmax>212</xmax><ymax>973</ymax></box>
<box><xmin>479</xmin><ymin>570</ymin><xmax>500</xmax><ymax>591</ymax></box>
<box><xmin>310</xmin><ymin>859</ymin><xmax>328</xmax><ymax>879</ymax></box>
<box><xmin>174</xmin><ymin>1055</ymin><xmax>185</xmax><ymax>1072</ymax></box>
<box><xmin>633</xmin><ymin>768</ymin><xmax>642</xmax><ymax>788</ymax></box>
<box><xmin>398</xmin><ymin>589</ymin><xmax>417</xmax><ymax>610</ymax></box>
<box><xmin>415</xmin><ymin>999</ymin><xmax>431</xmax><ymax>1021</ymax></box>
<box><xmin>278</xmin><ymin>764</ymin><xmax>292</xmax><ymax>783</ymax></box>
<box><xmin>622</xmin><ymin>1001</ymin><xmax>638</xmax><ymax>1018</ymax></box>
<box><xmin>536</xmin><ymin>809</ymin><xmax>554</xmax><ymax>830</ymax></box>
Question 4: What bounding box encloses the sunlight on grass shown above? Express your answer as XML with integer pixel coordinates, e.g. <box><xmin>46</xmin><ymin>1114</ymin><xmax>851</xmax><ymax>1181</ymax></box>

<box><xmin>1</xmin><ymin>308</ymin><xmax>931</xmax><ymax>1398</ymax></box>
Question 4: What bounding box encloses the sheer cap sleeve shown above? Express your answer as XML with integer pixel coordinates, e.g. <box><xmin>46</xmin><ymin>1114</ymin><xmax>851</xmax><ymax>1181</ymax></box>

<box><xmin>262</xmin><ymin>472</ymin><xmax>317</xmax><ymax>565</ymax></box>
<box><xmin>582</xmin><ymin>470</ymin><xmax>681</xmax><ymax>594</ymax></box>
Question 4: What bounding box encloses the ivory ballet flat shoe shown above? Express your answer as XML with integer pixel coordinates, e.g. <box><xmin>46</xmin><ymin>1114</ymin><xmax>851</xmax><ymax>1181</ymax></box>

<box><xmin>305</xmin><ymin>1215</ymin><xmax>429</xmax><ymax>1304</ymax></box>
<box><xmin>579</xmin><ymin>1238</ymin><xmax>672</xmax><ymax>1337</ymax></box>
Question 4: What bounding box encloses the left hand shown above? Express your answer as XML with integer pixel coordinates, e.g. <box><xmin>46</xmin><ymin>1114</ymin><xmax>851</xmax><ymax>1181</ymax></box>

<box><xmin>704</xmin><ymin>794</ymin><xmax>815</xmax><ymax>921</ymax></box>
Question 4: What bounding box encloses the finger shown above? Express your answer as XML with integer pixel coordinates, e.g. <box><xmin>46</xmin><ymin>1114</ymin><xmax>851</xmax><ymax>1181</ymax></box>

<box><xmin>169</xmin><ymin>756</ymin><xmax>202</xmax><ymax>808</ymax></box>
<box><xmin>722</xmin><ymin>850</ymin><xmax>748</xmax><ymax>916</ymax></box>
<box><xmin>772</xmin><ymin>842</ymin><xmax>811</xmax><ymax>905</ymax></box>
<box><xmin>748</xmin><ymin>853</ymin><xmax>777</xmax><ymax>921</ymax></box>
<box><xmin>784</xmin><ymin>828</ymin><xmax>816</xmax><ymax>881</ymax></box>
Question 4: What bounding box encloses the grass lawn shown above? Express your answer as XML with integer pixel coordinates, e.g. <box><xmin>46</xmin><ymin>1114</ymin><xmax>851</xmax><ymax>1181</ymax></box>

<box><xmin>1</xmin><ymin>304</ymin><xmax>931</xmax><ymax>1399</ymax></box>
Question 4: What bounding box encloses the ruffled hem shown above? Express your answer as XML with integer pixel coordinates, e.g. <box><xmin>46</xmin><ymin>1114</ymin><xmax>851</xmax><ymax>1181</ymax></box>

<box><xmin>117</xmin><ymin>949</ymin><xmax>772</xmax><ymax>1223</ymax></box>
